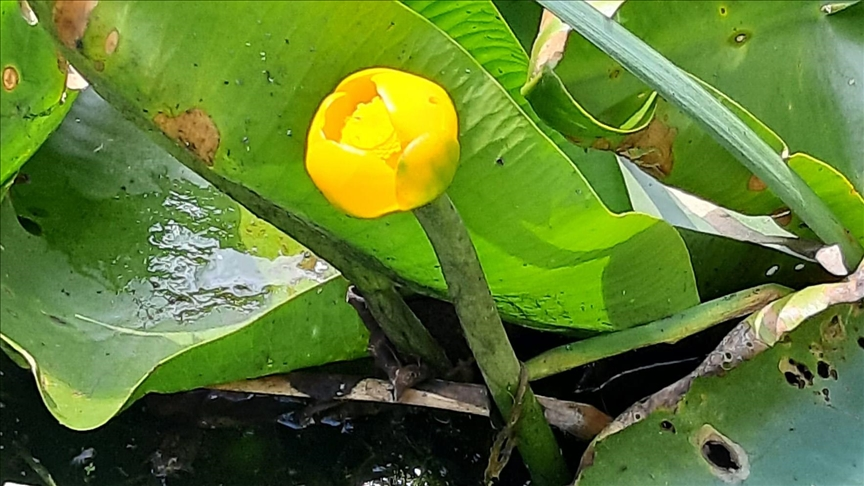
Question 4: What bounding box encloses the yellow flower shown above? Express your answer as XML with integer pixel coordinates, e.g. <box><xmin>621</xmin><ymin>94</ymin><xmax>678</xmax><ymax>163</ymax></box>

<box><xmin>306</xmin><ymin>68</ymin><xmax>460</xmax><ymax>219</ymax></box>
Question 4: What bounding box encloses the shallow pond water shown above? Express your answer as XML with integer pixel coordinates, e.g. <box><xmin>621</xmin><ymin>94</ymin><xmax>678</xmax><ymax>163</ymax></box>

<box><xmin>0</xmin><ymin>352</ymin><xmax>528</xmax><ymax>486</ymax></box>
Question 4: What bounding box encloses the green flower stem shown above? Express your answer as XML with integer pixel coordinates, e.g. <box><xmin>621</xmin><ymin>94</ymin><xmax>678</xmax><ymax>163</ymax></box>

<box><xmin>526</xmin><ymin>284</ymin><xmax>792</xmax><ymax>381</ymax></box>
<box><xmin>539</xmin><ymin>0</ymin><xmax>864</xmax><ymax>271</ymax></box>
<box><xmin>413</xmin><ymin>194</ymin><xmax>569</xmax><ymax>486</ymax></box>
<box><xmin>346</xmin><ymin>267</ymin><xmax>452</xmax><ymax>374</ymax></box>
<box><xmin>229</xmin><ymin>180</ymin><xmax>452</xmax><ymax>374</ymax></box>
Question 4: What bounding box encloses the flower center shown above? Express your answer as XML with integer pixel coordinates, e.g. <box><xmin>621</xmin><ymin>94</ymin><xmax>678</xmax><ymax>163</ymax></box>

<box><xmin>340</xmin><ymin>96</ymin><xmax>402</xmax><ymax>169</ymax></box>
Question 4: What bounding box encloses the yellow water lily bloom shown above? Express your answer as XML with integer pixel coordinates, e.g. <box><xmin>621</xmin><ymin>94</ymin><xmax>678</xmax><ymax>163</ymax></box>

<box><xmin>305</xmin><ymin>68</ymin><xmax>460</xmax><ymax>218</ymax></box>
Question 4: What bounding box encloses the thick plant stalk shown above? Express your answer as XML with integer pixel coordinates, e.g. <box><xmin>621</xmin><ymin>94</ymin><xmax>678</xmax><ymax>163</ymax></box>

<box><xmin>526</xmin><ymin>284</ymin><xmax>792</xmax><ymax>381</ymax></box>
<box><xmin>342</xmin><ymin>264</ymin><xmax>452</xmax><ymax>374</ymax></box>
<box><xmin>413</xmin><ymin>194</ymin><xmax>569</xmax><ymax>486</ymax></box>
<box><xmin>539</xmin><ymin>0</ymin><xmax>863</xmax><ymax>271</ymax></box>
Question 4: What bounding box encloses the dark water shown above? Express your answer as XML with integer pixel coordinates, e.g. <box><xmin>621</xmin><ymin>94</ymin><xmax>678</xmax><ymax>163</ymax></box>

<box><xmin>0</xmin><ymin>351</ymin><xmax>511</xmax><ymax>486</ymax></box>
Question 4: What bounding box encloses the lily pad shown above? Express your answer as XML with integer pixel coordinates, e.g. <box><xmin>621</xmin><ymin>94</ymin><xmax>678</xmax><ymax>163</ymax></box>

<box><xmin>577</xmin><ymin>287</ymin><xmax>864</xmax><ymax>484</ymax></box>
<box><xmin>0</xmin><ymin>0</ymin><xmax>76</xmax><ymax>186</ymax></box>
<box><xmin>0</xmin><ymin>90</ymin><xmax>369</xmax><ymax>430</ymax></box>
<box><xmin>28</xmin><ymin>0</ymin><xmax>701</xmax><ymax>331</ymax></box>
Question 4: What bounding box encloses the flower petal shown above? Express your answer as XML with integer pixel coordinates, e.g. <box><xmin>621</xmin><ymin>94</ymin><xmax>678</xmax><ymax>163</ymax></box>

<box><xmin>395</xmin><ymin>132</ymin><xmax>460</xmax><ymax>211</ymax></box>
<box><xmin>307</xmin><ymin>93</ymin><xmax>399</xmax><ymax>219</ymax></box>
<box><xmin>371</xmin><ymin>70</ymin><xmax>458</xmax><ymax>148</ymax></box>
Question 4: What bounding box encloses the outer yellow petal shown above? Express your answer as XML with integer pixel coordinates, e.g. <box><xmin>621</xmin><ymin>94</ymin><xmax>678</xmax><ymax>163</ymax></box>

<box><xmin>371</xmin><ymin>70</ymin><xmax>459</xmax><ymax>149</ymax></box>
<box><xmin>306</xmin><ymin>92</ymin><xmax>399</xmax><ymax>219</ymax></box>
<box><xmin>395</xmin><ymin>132</ymin><xmax>460</xmax><ymax>211</ymax></box>
<box><xmin>334</xmin><ymin>68</ymin><xmax>392</xmax><ymax>96</ymax></box>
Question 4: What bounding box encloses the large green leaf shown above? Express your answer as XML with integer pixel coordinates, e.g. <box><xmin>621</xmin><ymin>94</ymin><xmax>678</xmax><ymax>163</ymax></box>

<box><xmin>414</xmin><ymin>1</ymin><xmax>858</xmax><ymax>278</ymax></box>
<box><xmin>408</xmin><ymin>0</ymin><xmax>635</xmax><ymax>214</ymax></box>
<box><xmin>29</xmin><ymin>0</ymin><xmax>701</xmax><ymax>331</ymax></box>
<box><xmin>0</xmin><ymin>90</ymin><xmax>369</xmax><ymax>430</ymax></box>
<box><xmin>541</xmin><ymin>0</ymin><xmax>863</xmax><ymax>216</ymax></box>
<box><xmin>0</xmin><ymin>0</ymin><xmax>76</xmax><ymax>187</ymax></box>
<box><xmin>577</xmin><ymin>292</ymin><xmax>863</xmax><ymax>484</ymax></box>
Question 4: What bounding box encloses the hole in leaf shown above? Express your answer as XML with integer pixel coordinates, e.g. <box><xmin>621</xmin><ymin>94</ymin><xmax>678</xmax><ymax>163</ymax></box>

<box><xmin>660</xmin><ymin>420</ymin><xmax>676</xmax><ymax>433</ymax></box>
<box><xmin>696</xmin><ymin>425</ymin><xmax>750</xmax><ymax>481</ymax></box>
<box><xmin>784</xmin><ymin>371</ymin><xmax>804</xmax><ymax>389</ymax></box>
<box><xmin>817</xmin><ymin>360</ymin><xmax>830</xmax><ymax>379</ymax></box>
<box><xmin>702</xmin><ymin>441</ymin><xmax>740</xmax><ymax>471</ymax></box>
<box><xmin>17</xmin><ymin>216</ymin><xmax>42</xmax><ymax>237</ymax></box>
<box><xmin>730</xmin><ymin>30</ymin><xmax>751</xmax><ymax>45</ymax></box>
<box><xmin>794</xmin><ymin>361</ymin><xmax>814</xmax><ymax>383</ymax></box>
<box><xmin>857</xmin><ymin>336</ymin><xmax>864</xmax><ymax>349</ymax></box>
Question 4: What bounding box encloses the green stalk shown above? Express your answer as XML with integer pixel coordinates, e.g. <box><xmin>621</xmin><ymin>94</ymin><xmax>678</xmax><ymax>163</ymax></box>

<box><xmin>414</xmin><ymin>194</ymin><xmax>569</xmax><ymax>486</ymax></box>
<box><xmin>538</xmin><ymin>0</ymin><xmax>863</xmax><ymax>271</ymax></box>
<box><xmin>526</xmin><ymin>284</ymin><xmax>791</xmax><ymax>381</ymax></box>
<box><xmin>345</xmin><ymin>265</ymin><xmax>452</xmax><ymax>374</ymax></box>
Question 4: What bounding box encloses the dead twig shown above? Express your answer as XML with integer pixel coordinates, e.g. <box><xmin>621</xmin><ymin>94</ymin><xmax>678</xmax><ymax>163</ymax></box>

<box><xmin>210</xmin><ymin>372</ymin><xmax>610</xmax><ymax>441</ymax></box>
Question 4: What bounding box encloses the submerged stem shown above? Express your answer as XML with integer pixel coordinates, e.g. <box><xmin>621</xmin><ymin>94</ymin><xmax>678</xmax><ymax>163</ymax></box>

<box><xmin>413</xmin><ymin>194</ymin><xmax>569</xmax><ymax>486</ymax></box>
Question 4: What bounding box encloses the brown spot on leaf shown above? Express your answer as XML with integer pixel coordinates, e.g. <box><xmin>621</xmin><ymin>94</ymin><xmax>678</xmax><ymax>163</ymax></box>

<box><xmin>618</xmin><ymin>119</ymin><xmax>676</xmax><ymax>179</ymax></box>
<box><xmin>770</xmin><ymin>207</ymin><xmax>792</xmax><ymax>226</ymax></box>
<box><xmin>821</xmin><ymin>314</ymin><xmax>846</xmax><ymax>343</ymax></box>
<box><xmin>56</xmin><ymin>52</ymin><xmax>68</xmax><ymax>73</ymax></box>
<box><xmin>104</xmin><ymin>28</ymin><xmax>119</xmax><ymax>55</ymax></box>
<box><xmin>591</xmin><ymin>138</ymin><xmax>612</xmax><ymax>151</ymax></box>
<box><xmin>93</xmin><ymin>60</ymin><xmax>104</xmax><ymax>72</ymax></box>
<box><xmin>53</xmin><ymin>0</ymin><xmax>98</xmax><ymax>48</ymax></box>
<box><xmin>153</xmin><ymin>109</ymin><xmax>220</xmax><ymax>166</ymax></box>
<box><xmin>2</xmin><ymin>66</ymin><xmax>19</xmax><ymax>91</ymax></box>
<box><xmin>747</xmin><ymin>174</ymin><xmax>767</xmax><ymax>191</ymax></box>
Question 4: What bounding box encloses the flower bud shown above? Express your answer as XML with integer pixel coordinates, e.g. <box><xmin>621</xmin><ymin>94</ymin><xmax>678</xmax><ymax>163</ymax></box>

<box><xmin>306</xmin><ymin>68</ymin><xmax>460</xmax><ymax>218</ymax></box>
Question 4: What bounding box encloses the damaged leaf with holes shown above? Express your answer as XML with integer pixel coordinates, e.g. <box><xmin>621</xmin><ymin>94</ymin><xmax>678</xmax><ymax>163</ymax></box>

<box><xmin>577</xmin><ymin>301</ymin><xmax>864</xmax><ymax>486</ymax></box>
<box><xmin>0</xmin><ymin>90</ymin><xmax>369</xmax><ymax>430</ymax></box>
<box><xmin>0</xmin><ymin>0</ymin><xmax>77</xmax><ymax>188</ymax></box>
